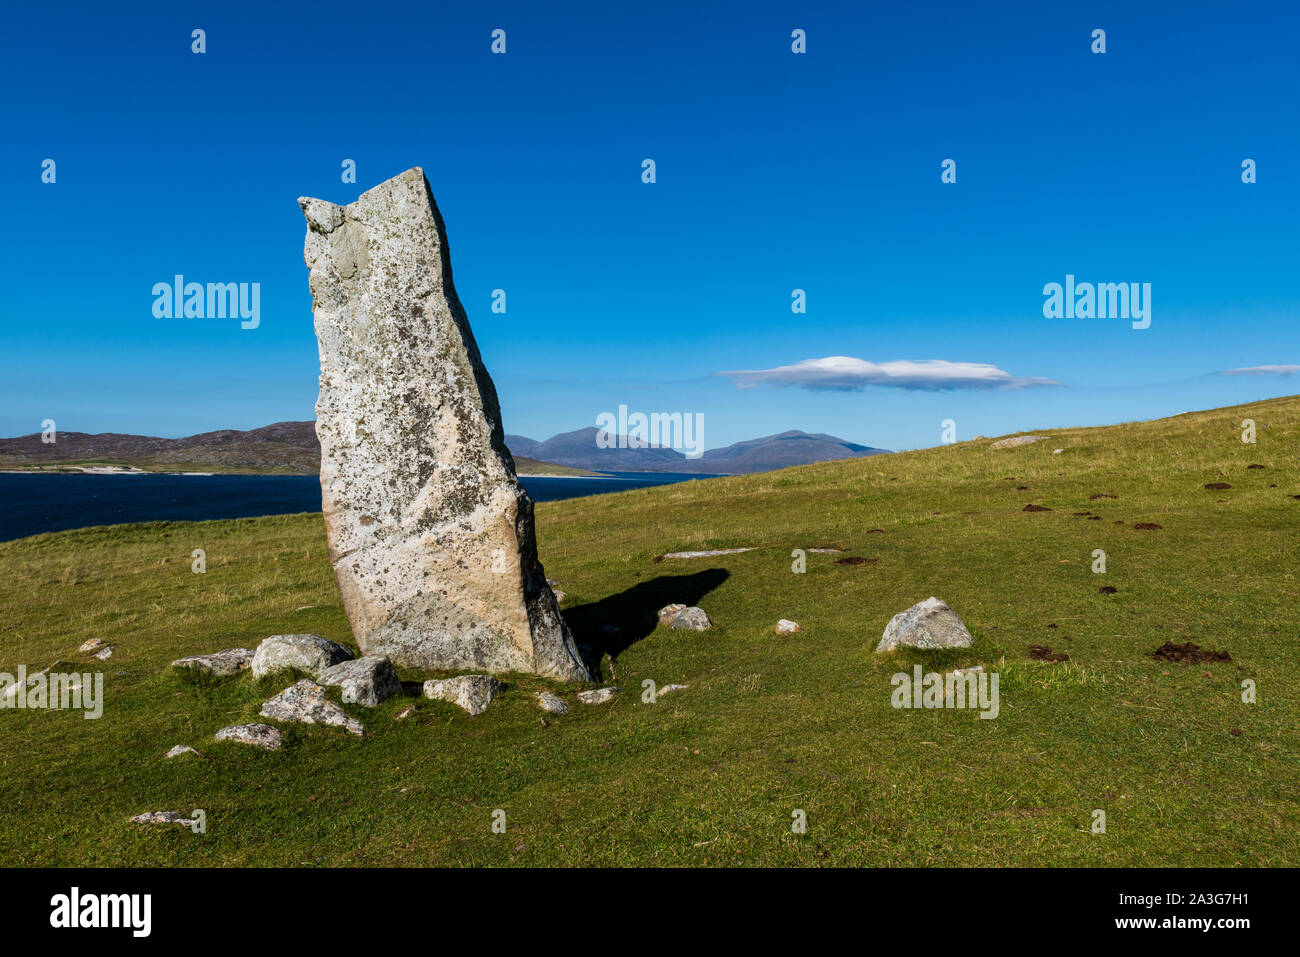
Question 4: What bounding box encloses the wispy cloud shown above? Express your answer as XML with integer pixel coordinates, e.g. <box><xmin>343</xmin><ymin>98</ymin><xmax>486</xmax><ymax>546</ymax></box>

<box><xmin>1220</xmin><ymin>364</ymin><xmax>1300</xmax><ymax>377</ymax></box>
<box><xmin>719</xmin><ymin>356</ymin><xmax>1059</xmax><ymax>392</ymax></box>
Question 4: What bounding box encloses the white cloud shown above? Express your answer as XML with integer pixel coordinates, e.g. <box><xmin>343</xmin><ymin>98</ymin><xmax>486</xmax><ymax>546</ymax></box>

<box><xmin>719</xmin><ymin>356</ymin><xmax>1059</xmax><ymax>392</ymax></box>
<box><xmin>1221</xmin><ymin>364</ymin><xmax>1300</xmax><ymax>377</ymax></box>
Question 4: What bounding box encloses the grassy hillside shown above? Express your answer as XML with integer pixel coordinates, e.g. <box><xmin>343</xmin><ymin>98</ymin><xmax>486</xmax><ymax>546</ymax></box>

<box><xmin>0</xmin><ymin>396</ymin><xmax>1296</xmax><ymax>867</ymax></box>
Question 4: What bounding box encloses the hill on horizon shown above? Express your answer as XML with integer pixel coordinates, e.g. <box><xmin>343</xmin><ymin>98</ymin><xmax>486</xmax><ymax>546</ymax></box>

<box><xmin>0</xmin><ymin>422</ymin><xmax>890</xmax><ymax>476</ymax></box>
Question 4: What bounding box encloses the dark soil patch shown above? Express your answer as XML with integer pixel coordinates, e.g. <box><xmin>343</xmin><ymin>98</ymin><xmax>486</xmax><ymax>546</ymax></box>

<box><xmin>1204</xmin><ymin>482</ymin><xmax>1231</xmax><ymax>490</ymax></box>
<box><xmin>1089</xmin><ymin>493</ymin><xmax>1118</xmax><ymax>500</ymax></box>
<box><xmin>1016</xmin><ymin>486</ymin><xmax>1029</xmax><ymax>490</ymax></box>
<box><xmin>1088</xmin><ymin>515</ymin><xmax>1101</xmax><ymax>520</ymax></box>
<box><xmin>1022</xmin><ymin>504</ymin><xmax>1052</xmax><ymax>512</ymax></box>
<box><xmin>1114</xmin><ymin>520</ymin><xmax>1125</xmax><ymax>524</ymax></box>
<box><xmin>1072</xmin><ymin>511</ymin><xmax>1091</xmax><ymax>517</ymax></box>
<box><xmin>865</xmin><ymin>529</ymin><xmax>885</xmax><ymax>534</ymax></box>
<box><xmin>1247</xmin><ymin>464</ymin><xmax>1265</xmax><ymax>469</ymax></box>
<box><xmin>1152</xmin><ymin>641</ymin><xmax>1232</xmax><ymax>664</ymax></box>
<box><xmin>834</xmin><ymin>556</ymin><xmax>877</xmax><ymax>566</ymax></box>
<box><xmin>1133</xmin><ymin>522</ymin><xmax>1162</xmax><ymax>530</ymax></box>
<box><xmin>1029</xmin><ymin>645</ymin><xmax>1070</xmax><ymax>663</ymax></box>
<box><xmin>1099</xmin><ymin>585</ymin><xmax>1117</xmax><ymax>594</ymax></box>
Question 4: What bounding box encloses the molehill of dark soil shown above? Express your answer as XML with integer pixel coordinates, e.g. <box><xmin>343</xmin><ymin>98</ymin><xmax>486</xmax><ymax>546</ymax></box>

<box><xmin>1152</xmin><ymin>641</ymin><xmax>1232</xmax><ymax>664</ymax></box>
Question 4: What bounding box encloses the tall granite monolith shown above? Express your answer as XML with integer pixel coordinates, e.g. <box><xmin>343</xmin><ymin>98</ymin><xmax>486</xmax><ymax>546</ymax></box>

<box><xmin>298</xmin><ymin>167</ymin><xmax>589</xmax><ymax>681</ymax></box>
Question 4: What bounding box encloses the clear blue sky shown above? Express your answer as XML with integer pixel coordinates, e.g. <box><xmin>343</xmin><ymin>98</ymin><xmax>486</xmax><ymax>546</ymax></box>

<box><xmin>3</xmin><ymin>0</ymin><xmax>1297</xmax><ymax>452</ymax></box>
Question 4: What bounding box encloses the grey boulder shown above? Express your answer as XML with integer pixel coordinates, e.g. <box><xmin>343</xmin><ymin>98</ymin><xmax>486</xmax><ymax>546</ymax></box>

<box><xmin>214</xmin><ymin>723</ymin><xmax>284</xmax><ymax>751</ymax></box>
<box><xmin>422</xmin><ymin>675</ymin><xmax>501</xmax><ymax>716</ymax></box>
<box><xmin>131</xmin><ymin>811</ymin><xmax>193</xmax><ymax>826</ymax></box>
<box><xmin>260</xmin><ymin>679</ymin><xmax>364</xmax><ymax>736</ymax></box>
<box><xmin>251</xmin><ymin>634</ymin><xmax>353</xmax><ymax>679</ymax></box>
<box><xmin>537</xmin><ymin>691</ymin><xmax>568</xmax><ymax>714</ymax></box>
<box><xmin>318</xmin><ymin>655</ymin><xmax>401</xmax><ymax>707</ymax></box>
<box><xmin>172</xmin><ymin>648</ymin><xmax>255</xmax><ymax>677</ymax></box>
<box><xmin>876</xmin><ymin>597</ymin><xmax>974</xmax><ymax>651</ymax></box>
<box><xmin>667</xmin><ymin>607</ymin><xmax>711</xmax><ymax>631</ymax></box>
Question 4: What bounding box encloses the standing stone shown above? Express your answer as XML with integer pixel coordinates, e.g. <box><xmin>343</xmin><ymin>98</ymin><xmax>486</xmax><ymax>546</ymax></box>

<box><xmin>299</xmin><ymin>168</ymin><xmax>587</xmax><ymax>682</ymax></box>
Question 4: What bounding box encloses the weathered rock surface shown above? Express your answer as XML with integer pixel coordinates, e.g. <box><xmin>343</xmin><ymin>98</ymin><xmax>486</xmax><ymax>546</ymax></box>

<box><xmin>80</xmin><ymin>638</ymin><xmax>104</xmax><ymax>653</ymax></box>
<box><xmin>577</xmin><ymin>686</ymin><xmax>619</xmax><ymax>705</ymax></box>
<box><xmin>657</xmin><ymin>604</ymin><xmax>686</xmax><ymax>626</ymax></box>
<box><xmin>318</xmin><ymin>655</ymin><xmax>401</xmax><ymax>706</ymax></box>
<box><xmin>657</xmin><ymin>684</ymin><xmax>688</xmax><ymax>697</ymax></box>
<box><xmin>299</xmin><ymin>167</ymin><xmax>587</xmax><ymax>682</ymax></box>
<box><xmin>165</xmin><ymin>745</ymin><xmax>199</xmax><ymax>759</ymax></box>
<box><xmin>876</xmin><ymin>597</ymin><xmax>974</xmax><ymax>651</ymax></box>
<box><xmin>131</xmin><ymin>811</ymin><xmax>193</xmax><ymax>826</ymax></box>
<box><xmin>93</xmin><ymin>646</ymin><xmax>113</xmax><ymax>660</ymax></box>
<box><xmin>172</xmin><ymin>648</ymin><xmax>254</xmax><ymax>677</ymax></box>
<box><xmin>665</xmin><ymin>606</ymin><xmax>712</xmax><ymax>631</ymax></box>
<box><xmin>214</xmin><ymin>723</ymin><xmax>283</xmax><ymax>750</ymax></box>
<box><xmin>251</xmin><ymin>634</ymin><xmax>353</xmax><ymax>679</ymax></box>
<box><xmin>657</xmin><ymin>548</ymin><xmax>754</xmax><ymax>559</ymax></box>
<box><xmin>537</xmin><ymin>691</ymin><xmax>568</xmax><ymax>714</ymax></box>
<box><xmin>260</xmin><ymin>679</ymin><xmax>364</xmax><ymax>736</ymax></box>
<box><xmin>422</xmin><ymin>674</ymin><xmax>501</xmax><ymax>716</ymax></box>
<box><xmin>775</xmin><ymin>619</ymin><xmax>801</xmax><ymax>635</ymax></box>
<box><xmin>990</xmin><ymin>435</ymin><xmax>1044</xmax><ymax>449</ymax></box>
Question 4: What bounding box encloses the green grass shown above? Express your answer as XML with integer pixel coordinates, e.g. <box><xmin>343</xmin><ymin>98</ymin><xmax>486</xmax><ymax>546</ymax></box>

<box><xmin>1</xmin><ymin>396</ymin><xmax>1297</xmax><ymax>866</ymax></box>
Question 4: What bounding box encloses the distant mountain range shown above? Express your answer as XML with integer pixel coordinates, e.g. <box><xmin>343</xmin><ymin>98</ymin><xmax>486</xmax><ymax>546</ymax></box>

<box><xmin>506</xmin><ymin>427</ymin><xmax>889</xmax><ymax>473</ymax></box>
<box><xmin>0</xmin><ymin>421</ymin><xmax>889</xmax><ymax>476</ymax></box>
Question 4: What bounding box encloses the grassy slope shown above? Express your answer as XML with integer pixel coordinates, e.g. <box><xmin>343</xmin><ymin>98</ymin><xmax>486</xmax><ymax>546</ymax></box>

<box><xmin>0</xmin><ymin>396</ymin><xmax>1296</xmax><ymax>867</ymax></box>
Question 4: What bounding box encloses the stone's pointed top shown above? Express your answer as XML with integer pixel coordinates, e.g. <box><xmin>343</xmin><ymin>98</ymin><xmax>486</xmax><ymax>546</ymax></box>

<box><xmin>354</xmin><ymin>166</ymin><xmax>429</xmax><ymax>205</ymax></box>
<box><xmin>299</xmin><ymin>196</ymin><xmax>343</xmax><ymax>234</ymax></box>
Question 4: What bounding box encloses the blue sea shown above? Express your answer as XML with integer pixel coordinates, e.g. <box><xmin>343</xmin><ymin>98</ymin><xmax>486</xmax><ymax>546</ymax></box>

<box><xmin>0</xmin><ymin>471</ymin><xmax>719</xmax><ymax>543</ymax></box>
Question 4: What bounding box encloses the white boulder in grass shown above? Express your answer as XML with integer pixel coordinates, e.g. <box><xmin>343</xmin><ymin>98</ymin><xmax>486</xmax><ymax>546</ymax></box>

<box><xmin>537</xmin><ymin>691</ymin><xmax>568</xmax><ymax>714</ymax></box>
<box><xmin>250</xmin><ymin>634</ymin><xmax>353</xmax><ymax>679</ymax></box>
<box><xmin>423</xmin><ymin>675</ymin><xmax>501</xmax><ymax>716</ymax></box>
<box><xmin>214</xmin><ymin>723</ymin><xmax>283</xmax><ymax>751</ymax></box>
<box><xmin>658</xmin><ymin>605</ymin><xmax>711</xmax><ymax>631</ymax></box>
<box><xmin>875</xmin><ymin>597</ymin><xmax>973</xmax><ymax>651</ymax></box>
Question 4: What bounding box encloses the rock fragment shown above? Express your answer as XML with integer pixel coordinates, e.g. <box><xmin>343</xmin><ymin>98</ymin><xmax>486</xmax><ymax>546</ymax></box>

<box><xmin>259</xmin><ymin>679</ymin><xmax>364</xmax><ymax>735</ymax></box>
<box><xmin>537</xmin><ymin>691</ymin><xmax>568</xmax><ymax>714</ymax></box>
<box><xmin>172</xmin><ymin>648</ymin><xmax>254</xmax><ymax>677</ymax></box>
<box><xmin>317</xmin><ymin>655</ymin><xmax>401</xmax><ymax>706</ymax></box>
<box><xmin>214</xmin><ymin>723</ymin><xmax>283</xmax><ymax>751</ymax></box>
<box><xmin>422</xmin><ymin>675</ymin><xmax>501</xmax><ymax>716</ymax></box>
